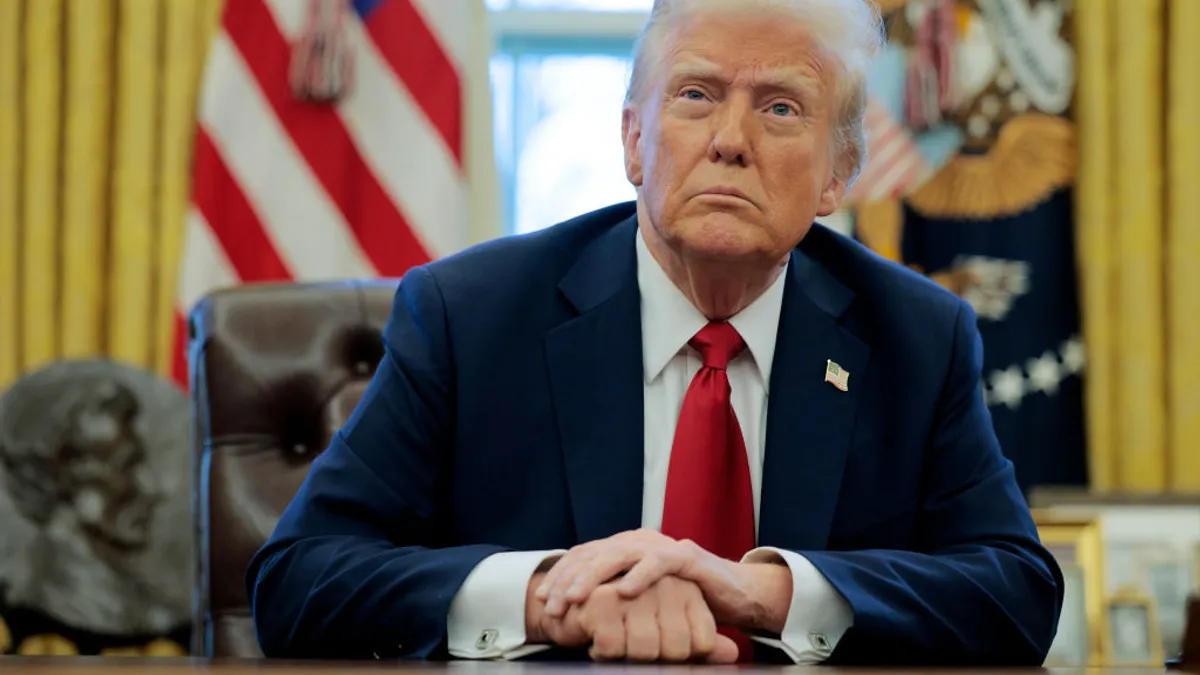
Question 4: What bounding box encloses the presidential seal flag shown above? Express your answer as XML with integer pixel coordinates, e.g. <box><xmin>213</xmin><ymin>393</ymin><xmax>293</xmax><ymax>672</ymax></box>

<box><xmin>172</xmin><ymin>0</ymin><xmax>486</xmax><ymax>386</ymax></box>
<box><xmin>852</xmin><ymin>0</ymin><xmax>1086</xmax><ymax>495</ymax></box>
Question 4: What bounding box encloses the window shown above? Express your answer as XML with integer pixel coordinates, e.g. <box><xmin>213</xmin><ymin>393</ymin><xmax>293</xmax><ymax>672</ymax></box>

<box><xmin>488</xmin><ymin>1</ymin><xmax>652</xmax><ymax>234</ymax></box>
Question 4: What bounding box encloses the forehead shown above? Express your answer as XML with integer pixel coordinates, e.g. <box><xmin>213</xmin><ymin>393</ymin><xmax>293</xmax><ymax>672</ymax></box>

<box><xmin>660</xmin><ymin>10</ymin><xmax>831</xmax><ymax>82</ymax></box>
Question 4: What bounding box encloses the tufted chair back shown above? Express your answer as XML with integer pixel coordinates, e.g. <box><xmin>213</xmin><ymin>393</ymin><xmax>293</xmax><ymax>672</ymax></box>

<box><xmin>188</xmin><ymin>279</ymin><xmax>399</xmax><ymax>657</ymax></box>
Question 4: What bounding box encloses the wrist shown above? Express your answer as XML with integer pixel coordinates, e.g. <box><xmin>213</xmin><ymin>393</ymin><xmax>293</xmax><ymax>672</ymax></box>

<box><xmin>525</xmin><ymin>571</ymin><xmax>549</xmax><ymax>644</ymax></box>
<box><xmin>741</xmin><ymin>562</ymin><xmax>793</xmax><ymax>635</ymax></box>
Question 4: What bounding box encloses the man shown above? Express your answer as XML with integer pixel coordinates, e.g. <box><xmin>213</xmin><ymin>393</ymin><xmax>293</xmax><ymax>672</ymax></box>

<box><xmin>0</xmin><ymin>360</ymin><xmax>191</xmax><ymax>655</ymax></box>
<box><xmin>247</xmin><ymin>0</ymin><xmax>1063</xmax><ymax>665</ymax></box>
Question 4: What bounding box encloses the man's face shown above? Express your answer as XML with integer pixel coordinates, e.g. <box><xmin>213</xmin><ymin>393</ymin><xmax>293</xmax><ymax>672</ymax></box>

<box><xmin>623</xmin><ymin>9</ymin><xmax>846</xmax><ymax>264</ymax></box>
<box><xmin>64</xmin><ymin>383</ymin><xmax>162</xmax><ymax>549</ymax></box>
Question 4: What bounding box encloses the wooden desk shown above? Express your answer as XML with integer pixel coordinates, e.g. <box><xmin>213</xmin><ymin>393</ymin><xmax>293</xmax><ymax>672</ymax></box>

<box><xmin>0</xmin><ymin>659</ymin><xmax>1175</xmax><ymax>675</ymax></box>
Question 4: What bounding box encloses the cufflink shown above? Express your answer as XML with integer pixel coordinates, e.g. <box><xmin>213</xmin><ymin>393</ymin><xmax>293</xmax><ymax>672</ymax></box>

<box><xmin>808</xmin><ymin>632</ymin><xmax>831</xmax><ymax>653</ymax></box>
<box><xmin>476</xmin><ymin>629</ymin><xmax>498</xmax><ymax>651</ymax></box>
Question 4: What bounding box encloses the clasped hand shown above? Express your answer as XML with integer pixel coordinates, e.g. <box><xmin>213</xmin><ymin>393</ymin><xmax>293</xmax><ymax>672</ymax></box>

<box><xmin>526</xmin><ymin>529</ymin><xmax>780</xmax><ymax>663</ymax></box>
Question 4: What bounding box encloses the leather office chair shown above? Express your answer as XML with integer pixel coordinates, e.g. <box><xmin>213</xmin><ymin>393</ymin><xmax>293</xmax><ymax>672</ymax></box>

<box><xmin>189</xmin><ymin>279</ymin><xmax>399</xmax><ymax>657</ymax></box>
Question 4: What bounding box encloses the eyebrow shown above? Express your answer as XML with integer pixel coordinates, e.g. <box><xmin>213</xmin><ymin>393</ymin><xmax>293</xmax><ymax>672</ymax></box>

<box><xmin>666</xmin><ymin>59</ymin><xmax>822</xmax><ymax>99</ymax></box>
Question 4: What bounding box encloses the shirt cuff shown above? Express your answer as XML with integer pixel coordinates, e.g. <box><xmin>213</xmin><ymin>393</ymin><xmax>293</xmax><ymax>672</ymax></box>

<box><xmin>446</xmin><ymin>549</ymin><xmax>565</xmax><ymax>660</ymax></box>
<box><xmin>741</xmin><ymin>546</ymin><xmax>853</xmax><ymax>664</ymax></box>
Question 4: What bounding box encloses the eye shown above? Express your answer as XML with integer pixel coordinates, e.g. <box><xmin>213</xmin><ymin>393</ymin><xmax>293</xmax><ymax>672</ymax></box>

<box><xmin>681</xmin><ymin>89</ymin><xmax>708</xmax><ymax>101</ymax></box>
<box><xmin>769</xmin><ymin>102</ymin><xmax>797</xmax><ymax>116</ymax></box>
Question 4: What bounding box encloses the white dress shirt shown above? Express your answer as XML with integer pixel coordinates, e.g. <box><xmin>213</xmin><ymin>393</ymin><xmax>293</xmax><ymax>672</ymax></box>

<box><xmin>445</xmin><ymin>227</ymin><xmax>853</xmax><ymax>662</ymax></box>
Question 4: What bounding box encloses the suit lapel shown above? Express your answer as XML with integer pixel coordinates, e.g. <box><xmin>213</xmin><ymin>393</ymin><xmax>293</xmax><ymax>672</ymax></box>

<box><xmin>758</xmin><ymin>245</ymin><xmax>870</xmax><ymax>552</ymax></box>
<box><xmin>545</xmin><ymin>215</ymin><xmax>645</xmax><ymax>544</ymax></box>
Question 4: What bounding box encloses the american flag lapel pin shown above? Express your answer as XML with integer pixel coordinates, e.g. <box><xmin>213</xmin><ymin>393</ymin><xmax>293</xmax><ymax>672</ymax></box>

<box><xmin>824</xmin><ymin>359</ymin><xmax>849</xmax><ymax>392</ymax></box>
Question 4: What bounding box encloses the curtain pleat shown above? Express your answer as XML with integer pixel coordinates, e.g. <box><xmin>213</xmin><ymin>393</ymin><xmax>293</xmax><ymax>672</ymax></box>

<box><xmin>1077</xmin><ymin>0</ymin><xmax>1200</xmax><ymax>491</ymax></box>
<box><xmin>1073</xmin><ymin>0</ymin><xmax>1115</xmax><ymax>490</ymax></box>
<box><xmin>0</xmin><ymin>0</ymin><xmax>219</xmax><ymax>391</ymax></box>
<box><xmin>61</xmin><ymin>0</ymin><xmax>115</xmax><ymax>359</ymax></box>
<box><xmin>0</xmin><ymin>0</ymin><xmax>23</xmax><ymax>387</ymax></box>
<box><xmin>1111</xmin><ymin>0</ymin><xmax>1167</xmax><ymax>491</ymax></box>
<box><xmin>152</xmin><ymin>0</ymin><xmax>200</xmax><ymax>378</ymax></box>
<box><xmin>1165</xmin><ymin>0</ymin><xmax>1200</xmax><ymax>490</ymax></box>
<box><xmin>107</xmin><ymin>0</ymin><xmax>162</xmax><ymax>368</ymax></box>
<box><xmin>20</xmin><ymin>0</ymin><xmax>64</xmax><ymax>373</ymax></box>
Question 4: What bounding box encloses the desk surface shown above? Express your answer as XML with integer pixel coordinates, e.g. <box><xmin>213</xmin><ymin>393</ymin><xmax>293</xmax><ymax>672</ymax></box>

<box><xmin>0</xmin><ymin>659</ymin><xmax>1178</xmax><ymax>675</ymax></box>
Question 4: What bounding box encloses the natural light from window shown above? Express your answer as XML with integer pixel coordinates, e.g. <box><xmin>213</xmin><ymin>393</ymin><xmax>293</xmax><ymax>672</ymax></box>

<box><xmin>488</xmin><ymin>0</ymin><xmax>651</xmax><ymax>233</ymax></box>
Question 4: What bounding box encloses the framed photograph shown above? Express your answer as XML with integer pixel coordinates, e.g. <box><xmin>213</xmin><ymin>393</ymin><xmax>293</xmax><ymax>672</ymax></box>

<box><xmin>1033</xmin><ymin>509</ymin><xmax>1106</xmax><ymax>664</ymax></box>
<box><xmin>1106</xmin><ymin>590</ymin><xmax>1163</xmax><ymax>665</ymax></box>
<box><xmin>1029</xmin><ymin>490</ymin><xmax>1200</xmax><ymax>659</ymax></box>
<box><xmin>1140</xmin><ymin>554</ymin><xmax>1192</xmax><ymax>655</ymax></box>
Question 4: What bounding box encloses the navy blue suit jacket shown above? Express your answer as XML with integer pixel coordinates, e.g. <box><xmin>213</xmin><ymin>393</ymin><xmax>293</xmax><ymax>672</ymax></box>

<box><xmin>247</xmin><ymin>202</ymin><xmax>1063</xmax><ymax>664</ymax></box>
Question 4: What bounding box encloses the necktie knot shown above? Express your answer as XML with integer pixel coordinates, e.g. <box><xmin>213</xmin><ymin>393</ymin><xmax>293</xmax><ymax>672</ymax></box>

<box><xmin>689</xmin><ymin>321</ymin><xmax>746</xmax><ymax>370</ymax></box>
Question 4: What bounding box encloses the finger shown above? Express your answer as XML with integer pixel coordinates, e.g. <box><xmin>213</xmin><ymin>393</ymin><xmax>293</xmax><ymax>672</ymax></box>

<box><xmin>657</xmin><ymin>582</ymin><xmax>693</xmax><ymax>662</ymax></box>
<box><xmin>543</xmin><ymin>553</ymin><xmax>595</xmax><ymax>616</ymax></box>
<box><xmin>684</xmin><ymin>591</ymin><xmax>718</xmax><ymax>658</ymax></box>
<box><xmin>587</xmin><ymin>613</ymin><xmax>626</xmax><ymax>662</ymax></box>
<box><xmin>551</xmin><ymin>605</ymin><xmax>591</xmax><ymax>648</ymax></box>
<box><xmin>615</xmin><ymin>553</ymin><xmax>679</xmax><ymax>598</ymax></box>
<box><xmin>563</xmin><ymin>549</ymin><xmax>642</xmax><ymax>603</ymax></box>
<box><xmin>537</xmin><ymin>548</ymin><xmax>587</xmax><ymax>601</ymax></box>
<box><xmin>623</xmin><ymin>596</ymin><xmax>660</xmax><ymax>662</ymax></box>
<box><xmin>706</xmin><ymin>634</ymin><xmax>740</xmax><ymax>665</ymax></box>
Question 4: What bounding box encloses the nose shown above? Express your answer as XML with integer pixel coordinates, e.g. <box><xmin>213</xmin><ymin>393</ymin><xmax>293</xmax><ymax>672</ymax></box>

<box><xmin>709</xmin><ymin>94</ymin><xmax>753</xmax><ymax>166</ymax></box>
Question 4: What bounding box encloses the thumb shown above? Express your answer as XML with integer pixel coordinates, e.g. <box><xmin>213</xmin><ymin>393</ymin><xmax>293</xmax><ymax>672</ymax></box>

<box><xmin>705</xmin><ymin>634</ymin><xmax>740</xmax><ymax>664</ymax></box>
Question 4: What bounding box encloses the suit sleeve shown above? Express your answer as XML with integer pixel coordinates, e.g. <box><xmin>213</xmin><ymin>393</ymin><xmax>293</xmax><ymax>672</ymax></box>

<box><xmin>245</xmin><ymin>266</ymin><xmax>507</xmax><ymax>660</ymax></box>
<box><xmin>797</xmin><ymin>300</ymin><xmax>1064</xmax><ymax>666</ymax></box>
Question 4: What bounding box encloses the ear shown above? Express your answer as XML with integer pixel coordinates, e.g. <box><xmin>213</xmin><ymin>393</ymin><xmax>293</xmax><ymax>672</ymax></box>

<box><xmin>622</xmin><ymin>106</ymin><xmax>644</xmax><ymax>187</ymax></box>
<box><xmin>816</xmin><ymin>174</ymin><xmax>848</xmax><ymax>218</ymax></box>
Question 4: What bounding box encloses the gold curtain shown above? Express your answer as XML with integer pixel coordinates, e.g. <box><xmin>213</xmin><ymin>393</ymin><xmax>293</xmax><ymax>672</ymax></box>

<box><xmin>0</xmin><ymin>0</ymin><xmax>226</xmax><ymax>391</ymax></box>
<box><xmin>1076</xmin><ymin>0</ymin><xmax>1200</xmax><ymax>491</ymax></box>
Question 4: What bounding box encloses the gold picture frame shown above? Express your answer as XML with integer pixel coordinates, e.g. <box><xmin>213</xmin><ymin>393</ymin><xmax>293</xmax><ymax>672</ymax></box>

<box><xmin>1105</xmin><ymin>588</ymin><xmax>1164</xmax><ymax>666</ymax></box>
<box><xmin>1033</xmin><ymin>509</ymin><xmax>1107</xmax><ymax>665</ymax></box>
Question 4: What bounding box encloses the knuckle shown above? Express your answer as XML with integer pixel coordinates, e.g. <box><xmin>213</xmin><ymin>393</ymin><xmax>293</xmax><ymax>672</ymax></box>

<box><xmin>592</xmin><ymin>634</ymin><xmax>623</xmax><ymax>659</ymax></box>
<box><xmin>592</xmin><ymin>584</ymin><xmax>619</xmax><ymax>603</ymax></box>
<box><xmin>661</xmin><ymin>641</ymin><xmax>691</xmax><ymax>662</ymax></box>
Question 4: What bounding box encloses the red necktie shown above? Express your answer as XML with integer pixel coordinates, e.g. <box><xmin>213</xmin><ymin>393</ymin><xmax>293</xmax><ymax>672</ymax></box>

<box><xmin>660</xmin><ymin>321</ymin><xmax>756</xmax><ymax>662</ymax></box>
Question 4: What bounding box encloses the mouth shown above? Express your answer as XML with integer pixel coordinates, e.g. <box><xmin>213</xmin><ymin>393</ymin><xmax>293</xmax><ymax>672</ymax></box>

<box><xmin>698</xmin><ymin>187</ymin><xmax>752</xmax><ymax>203</ymax></box>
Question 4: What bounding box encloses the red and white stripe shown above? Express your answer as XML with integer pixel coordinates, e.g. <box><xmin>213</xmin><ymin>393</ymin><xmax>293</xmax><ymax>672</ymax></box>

<box><xmin>846</xmin><ymin>98</ymin><xmax>932</xmax><ymax>204</ymax></box>
<box><xmin>173</xmin><ymin>0</ymin><xmax>473</xmax><ymax>385</ymax></box>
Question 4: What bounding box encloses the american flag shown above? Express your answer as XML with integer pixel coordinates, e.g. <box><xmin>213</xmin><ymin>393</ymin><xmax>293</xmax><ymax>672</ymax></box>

<box><xmin>172</xmin><ymin>0</ymin><xmax>474</xmax><ymax>385</ymax></box>
<box><xmin>845</xmin><ymin>97</ymin><xmax>932</xmax><ymax>203</ymax></box>
<box><xmin>824</xmin><ymin>359</ymin><xmax>849</xmax><ymax>392</ymax></box>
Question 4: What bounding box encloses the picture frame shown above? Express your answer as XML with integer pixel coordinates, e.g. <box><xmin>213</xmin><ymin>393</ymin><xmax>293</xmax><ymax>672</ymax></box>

<box><xmin>1032</xmin><ymin>509</ymin><xmax>1107</xmax><ymax>664</ymax></box>
<box><xmin>1106</xmin><ymin>589</ymin><xmax>1164</xmax><ymax>666</ymax></box>
<box><xmin>1029</xmin><ymin>489</ymin><xmax>1200</xmax><ymax>658</ymax></box>
<box><xmin>1139</xmin><ymin>551</ymin><xmax>1192</xmax><ymax>656</ymax></box>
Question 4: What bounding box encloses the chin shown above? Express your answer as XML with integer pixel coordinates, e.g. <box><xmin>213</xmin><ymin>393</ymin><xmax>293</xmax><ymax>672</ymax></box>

<box><xmin>674</xmin><ymin>211</ymin><xmax>770</xmax><ymax>260</ymax></box>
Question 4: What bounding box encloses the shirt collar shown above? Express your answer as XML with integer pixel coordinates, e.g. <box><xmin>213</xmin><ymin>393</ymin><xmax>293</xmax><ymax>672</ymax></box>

<box><xmin>636</xmin><ymin>227</ymin><xmax>788</xmax><ymax>386</ymax></box>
